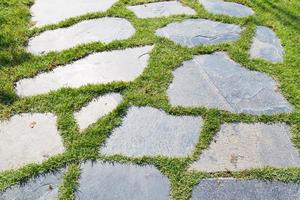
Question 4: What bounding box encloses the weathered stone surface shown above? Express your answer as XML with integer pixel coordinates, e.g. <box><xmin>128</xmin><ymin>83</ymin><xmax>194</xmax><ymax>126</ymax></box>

<box><xmin>155</xmin><ymin>19</ymin><xmax>243</xmax><ymax>47</ymax></box>
<box><xmin>77</xmin><ymin>161</ymin><xmax>170</xmax><ymax>200</ymax></box>
<box><xmin>27</xmin><ymin>18</ymin><xmax>135</xmax><ymax>55</ymax></box>
<box><xmin>191</xmin><ymin>178</ymin><xmax>300</xmax><ymax>200</ymax></box>
<box><xmin>74</xmin><ymin>93</ymin><xmax>122</xmax><ymax>131</ymax></box>
<box><xmin>200</xmin><ymin>0</ymin><xmax>254</xmax><ymax>17</ymax></box>
<box><xmin>189</xmin><ymin>123</ymin><xmax>300</xmax><ymax>172</ymax></box>
<box><xmin>167</xmin><ymin>52</ymin><xmax>293</xmax><ymax>114</ymax></box>
<box><xmin>100</xmin><ymin>106</ymin><xmax>203</xmax><ymax>157</ymax></box>
<box><xmin>16</xmin><ymin>46</ymin><xmax>153</xmax><ymax>97</ymax></box>
<box><xmin>127</xmin><ymin>1</ymin><xmax>195</xmax><ymax>18</ymax></box>
<box><xmin>31</xmin><ymin>0</ymin><xmax>118</xmax><ymax>27</ymax></box>
<box><xmin>0</xmin><ymin>113</ymin><xmax>65</xmax><ymax>171</ymax></box>
<box><xmin>250</xmin><ymin>26</ymin><xmax>284</xmax><ymax>63</ymax></box>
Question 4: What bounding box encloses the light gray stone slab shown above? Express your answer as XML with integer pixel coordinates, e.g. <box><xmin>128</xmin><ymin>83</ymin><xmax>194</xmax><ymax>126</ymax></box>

<box><xmin>189</xmin><ymin>123</ymin><xmax>300</xmax><ymax>172</ymax></box>
<box><xmin>191</xmin><ymin>178</ymin><xmax>300</xmax><ymax>200</ymax></box>
<box><xmin>167</xmin><ymin>52</ymin><xmax>293</xmax><ymax>114</ymax></box>
<box><xmin>127</xmin><ymin>1</ymin><xmax>196</xmax><ymax>18</ymax></box>
<box><xmin>31</xmin><ymin>0</ymin><xmax>118</xmax><ymax>27</ymax></box>
<box><xmin>200</xmin><ymin>0</ymin><xmax>254</xmax><ymax>17</ymax></box>
<box><xmin>155</xmin><ymin>19</ymin><xmax>243</xmax><ymax>47</ymax></box>
<box><xmin>77</xmin><ymin>161</ymin><xmax>170</xmax><ymax>200</ymax></box>
<box><xmin>27</xmin><ymin>18</ymin><xmax>135</xmax><ymax>55</ymax></box>
<box><xmin>16</xmin><ymin>46</ymin><xmax>153</xmax><ymax>97</ymax></box>
<box><xmin>0</xmin><ymin>113</ymin><xmax>65</xmax><ymax>171</ymax></box>
<box><xmin>100</xmin><ymin>106</ymin><xmax>203</xmax><ymax>157</ymax></box>
<box><xmin>74</xmin><ymin>93</ymin><xmax>122</xmax><ymax>131</ymax></box>
<box><xmin>250</xmin><ymin>26</ymin><xmax>284</xmax><ymax>63</ymax></box>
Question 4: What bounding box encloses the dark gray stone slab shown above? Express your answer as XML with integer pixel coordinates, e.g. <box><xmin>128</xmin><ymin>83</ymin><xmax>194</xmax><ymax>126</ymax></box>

<box><xmin>76</xmin><ymin>161</ymin><xmax>170</xmax><ymax>200</ymax></box>
<box><xmin>100</xmin><ymin>106</ymin><xmax>203</xmax><ymax>157</ymax></box>
<box><xmin>155</xmin><ymin>19</ymin><xmax>243</xmax><ymax>47</ymax></box>
<box><xmin>167</xmin><ymin>52</ymin><xmax>293</xmax><ymax>114</ymax></box>
<box><xmin>191</xmin><ymin>178</ymin><xmax>300</xmax><ymax>200</ymax></box>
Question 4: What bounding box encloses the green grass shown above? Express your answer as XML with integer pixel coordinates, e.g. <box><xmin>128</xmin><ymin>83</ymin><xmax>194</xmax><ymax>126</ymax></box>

<box><xmin>0</xmin><ymin>0</ymin><xmax>300</xmax><ymax>199</ymax></box>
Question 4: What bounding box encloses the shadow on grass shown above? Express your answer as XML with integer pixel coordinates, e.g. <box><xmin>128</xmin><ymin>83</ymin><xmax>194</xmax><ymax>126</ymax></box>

<box><xmin>0</xmin><ymin>90</ymin><xmax>17</xmax><ymax>105</ymax></box>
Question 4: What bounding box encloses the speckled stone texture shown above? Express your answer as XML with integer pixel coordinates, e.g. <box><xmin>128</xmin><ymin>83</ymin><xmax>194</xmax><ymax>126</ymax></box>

<box><xmin>155</xmin><ymin>19</ymin><xmax>243</xmax><ymax>47</ymax></box>
<box><xmin>250</xmin><ymin>26</ymin><xmax>284</xmax><ymax>63</ymax></box>
<box><xmin>16</xmin><ymin>46</ymin><xmax>153</xmax><ymax>97</ymax></box>
<box><xmin>100</xmin><ymin>106</ymin><xmax>203</xmax><ymax>157</ymax></box>
<box><xmin>167</xmin><ymin>52</ymin><xmax>293</xmax><ymax>114</ymax></box>
<box><xmin>189</xmin><ymin>123</ymin><xmax>300</xmax><ymax>172</ymax></box>
<box><xmin>27</xmin><ymin>18</ymin><xmax>135</xmax><ymax>55</ymax></box>
<box><xmin>76</xmin><ymin>161</ymin><xmax>170</xmax><ymax>200</ymax></box>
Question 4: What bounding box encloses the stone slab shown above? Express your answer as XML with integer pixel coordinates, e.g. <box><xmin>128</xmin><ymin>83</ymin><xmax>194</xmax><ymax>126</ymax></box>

<box><xmin>167</xmin><ymin>52</ymin><xmax>293</xmax><ymax>114</ymax></box>
<box><xmin>189</xmin><ymin>123</ymin><xmax>300</xmax><ymax>172</ymax></box>
<box><xmin>16</xmin><ymin>46</ymin><xmax>153</xmax><ymax>97</ymax></box>
<box><xmin>76</xmin><ymin>161</ymin><xmax>170</xmax><ymax>200</ymax></box>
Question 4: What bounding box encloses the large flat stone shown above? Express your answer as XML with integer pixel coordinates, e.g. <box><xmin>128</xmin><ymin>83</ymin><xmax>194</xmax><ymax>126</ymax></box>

<box><xmin>167</xmin><ymin>52</ymin><xmax>293</xmax><ymax>114</ymax></box>
<box><xmin>191</xmin><ymin>178</ymin><xmax>300</xmax><ymax>200</ymax></box>
<box><xmin>155</xmin><ymin>19</ymin><xmax>243</xmax><ymax>47</ymax></box>
<box><xmin>100</xmin><ymin>106</ymin><xmax>203</xmax><ymax>157</ymax></box>
<box><xmin>127</xmin><ymin>1</ymin><xmax>195</xmax><ymax>18</ymax></box>
<box><xmin>31</xmin><ymin>0</ymin><xmax>118</xmax><ymax>27</ymax></box>
<box><xmin>0</xmin><ymin>113</ymin><xmax>65</xmax><ymax>171</ymax></box>
<box><xmin>77</xmin><ymin>161</ymin><xmax>170</xmax><ymax>200</ymax></box>
<box><xmin>16</xmin><ymin>46</ymin><xmax>153</xmax><ymax>97</ymax></box>
<box><xmin>27</xmin><ymin>18</ymin><xmax>135</xmax><ymax>55</ymax></box>
<box><xmin>250</xmin><ymin>26</ymin><xmax>284</xmax><ymax>63</ymax></box>
<box><xmin>189</xmin><ymin>123</ymin><xmax>300</xmax><ymax>172</ymax></box>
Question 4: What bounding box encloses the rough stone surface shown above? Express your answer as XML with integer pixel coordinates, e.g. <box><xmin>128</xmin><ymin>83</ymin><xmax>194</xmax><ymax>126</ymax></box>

<box><xmin>191</xmin><ymin>178</ymin><xmax>300</xmax><ymax>200</ymax></box>
<box><xmin>100</xmin><ymin>106</ymin><xmax>203</xmax><ymax>157</ymax></box>
<box><xmin>27</xmin><ymin>18</ymin><xmax>135</xmax><ymax>55</ymax></box>
<box><xmin>200</xmin><ymin>0</ymin><xmax>254</xmax><ymax>17</ymax></box>
<box><xmin>167</xmin><ymin>52</ymin><xmax>293</xmax><ymax>114</ymax></box>
<box><xmin>155</xmin><ymin>19</ymin><xmax>243</xmax><ymax>47</ymax></box>
<box><xmin>74</xmin><ymin>93</ymin><xmax>122</xmax><ymax>131</ymax></box>
<box><xmin>31</xmin><ymin>0</ymin><xmax>118</xmax><ymax>27</ymax></box>
<box><xmin>16</xmin><ymin>46</ymin><xmax>153</xmax><ymax>97</ymax></box>
<box><xmin>0</xmin><ymin>113</ymin><xmax>65</xmax><ymax>171</ymax></box>
<box><xmin>250</xmin><ymin>26</ymin><xmax>284</xmax><ymax>63</ymax></box>
<box><xmin>189</xmin><ymin>123</ymin><xmax>300</xmax><ymax>172</ymax></box>
<box><xmin>127</xmin><ymin>1</ymin><xmax>195</xmax><ymax>18</ymax></box>
<box><xmin>76</xmin><ymin>161</ymin><xmax>170</xmax><ymax>200</ymax></box>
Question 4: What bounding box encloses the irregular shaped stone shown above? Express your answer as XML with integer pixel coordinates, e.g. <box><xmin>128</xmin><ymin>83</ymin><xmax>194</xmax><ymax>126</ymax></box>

<box><xmin>74</xmin><ymin>93</ymin><xmax>122</xmax><ymax>131</ymax></box>
<box><xmin>27</xmin><ymin>18</ymin><xmax>135</xmax><ymax>55</ymax></box>
<box><xmin>127</xmin><ymin>1</ymin><xmax>195</xmax><ymax>18</ymax></box>
<box><xmin>189</xmin><ymin>123</ymin><xmax>300</xmax><ymax>172</ymax></box>
<box><xmin>0</xmin><ymin>113</ymin><xmax>65</xmax><ymax>171</ymax></box>
<box><xmin>191</xmin><ymin>178</ymin><xmax>300</xmax><ymax>200</ymax></box>
<box><xmin>200</xmin><ymin>0</ymin><xmax>254</xmax><ymax>17</ymax></box>
<box><xmin>16</xmin><ymin>46</ymin><xmax>153</xmax><ymax>97</ymax></box>
<box><xmin>250</xmin><ymin>26</ymin><xmax>284</xmax><ymax>63</ymax></box>
<box><xmin>31</xmin><ymin>0</ymin><xmax>118</xmax><ymax>27</ymax></box>
<box><xmin>155</xmin><ymin>19</ymin><xmax>243</xmax><ymax>47</ymax></box>
<box><xmin>100</xmin><ymin>106</ymin><xmax>203</xmax><ymax>157</ymax></box>
<box><xmin>167</xmin><ymin>52</ymin><xmax>293</xmax><ymax>114</ymax></box>
<box><xmin>77</xmin><ymin>161</ymin><xmax>170</xmax><ymax>200</ymax></box>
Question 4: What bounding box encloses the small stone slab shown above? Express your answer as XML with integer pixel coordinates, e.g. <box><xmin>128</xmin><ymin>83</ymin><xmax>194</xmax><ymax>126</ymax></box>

<box><xmin>16</xmin><ymin>46</ymin><xmax>153</xmax><ymax>97</ymax></box>
<box><xmin>0</xmin><ymin>113</ymin><xmax>65</xmax><ymax>171</ymax></box>
<box><xmin>191</xmin><ymin>178</ymin><xmax>300</xmax><ymax>200</ymax></box>
<box><xmin>250</xmin><ymin>26</ymin><xmax>284</xmax><ymax>63</ymax></box>
<box><xmin>167</xmin><ymin>52</ymin><xmax>293</xmax><ymax>114</ymax></box>
<box><xmin>189</xmin><ymin>123</ymin><xmax>300</xmax><ymax>172</ymax></box>
<box><xmin>77</xmin><ymin>161</ymin><xmax>170</xmax><ymax>200</ymax></box>
<box><xmin>100</xmin><ymin>106</ymin><xmax>203</xmax><ymax>157</ymax></box>
<box><xmin>27</xmin><ymin>18</ymin><xmax>135</xmax><ymax>55</ymax></box>
<box><xmin>127</xmin><ymin>1</ymin><xmax>196</xmax><ymax>18</ymax></box>
<box><xmin>200</xmin><ymin>0</ymin><xmax>254</xmax><ymax>17</ymax></box>
<box><xmin>74</xmin><ymin>93</ymin><xmax>122</xmax><ymax>131</ymax></box>
<box><xmin>31</xmin><ymin>0</ymin><xmax>118</xmax><ymax>27</ymax></box>
<box><xmin>155</xmin><ymin>19</ymin><xmax>243</xmax><ymax>47</ymax></box>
